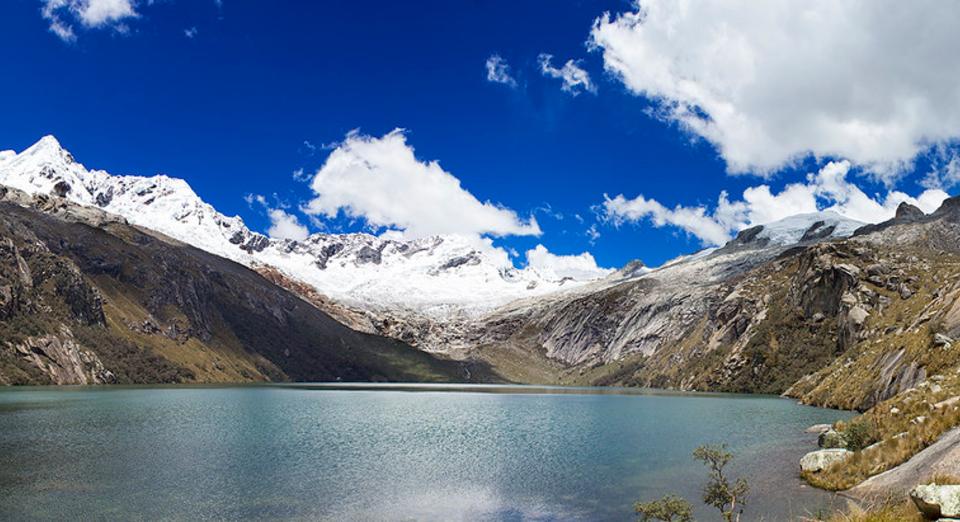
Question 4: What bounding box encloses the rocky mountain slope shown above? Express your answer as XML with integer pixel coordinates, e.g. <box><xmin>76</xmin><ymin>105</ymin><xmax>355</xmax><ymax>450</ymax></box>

<box><xmin>456</xmin><ymin>200</ymin><xmax>960</xmax><ymax>415</ymax></box>
<box><xmin>0</xmin><ymin>186</ymin><xmax>492</xmax><ymax>385</ymax></box>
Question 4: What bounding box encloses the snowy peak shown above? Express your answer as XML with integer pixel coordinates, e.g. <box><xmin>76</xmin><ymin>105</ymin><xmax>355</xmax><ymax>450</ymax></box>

<box><xmin>0</xmin><ymin>136</ymin><xmax>604</xmax><ymax>317</ymax></box>
<box><xmin>723</xmin><ymin>211</ymin><xmax>865</xmax><ymax>250</ymax></box>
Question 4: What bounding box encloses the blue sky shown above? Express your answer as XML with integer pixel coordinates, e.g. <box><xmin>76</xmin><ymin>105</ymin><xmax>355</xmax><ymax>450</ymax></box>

<box><xmin>2</xmin><ymin>0</ymin><xmax>959</xmax><ymax>270</ymax></box>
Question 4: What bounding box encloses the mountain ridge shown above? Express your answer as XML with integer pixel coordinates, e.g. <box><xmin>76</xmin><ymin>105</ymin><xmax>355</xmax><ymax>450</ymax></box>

<box><xmin>0</xmin><ymin>136</ymin><xmax>608</xmax><ymax>320</ymax></box>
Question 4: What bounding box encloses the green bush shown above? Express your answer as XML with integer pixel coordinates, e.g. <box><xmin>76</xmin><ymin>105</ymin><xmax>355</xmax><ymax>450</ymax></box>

<box><xmin>634</xmin><ymin>494</ymin><xmax>692</xmax><ymax>522</ymax></box>
<box><xmin>845</xmin><ymin>418</ymin><xmax>878</xmax><ymax>451</ymax></box>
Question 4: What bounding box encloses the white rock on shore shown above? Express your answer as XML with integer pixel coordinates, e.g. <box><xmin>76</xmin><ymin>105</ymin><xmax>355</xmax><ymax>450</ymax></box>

<box><xmin>806</xmin><ymin>423</ymin><xmax>833</xmax><ymax>434</ymax></box>
<box><xmin>800</xmin><ymin>449</ymin><xmax>852</xmax><ymax>473</ymax></box>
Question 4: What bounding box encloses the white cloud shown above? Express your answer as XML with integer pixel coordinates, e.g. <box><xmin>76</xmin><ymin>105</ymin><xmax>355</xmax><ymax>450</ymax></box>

<box><xmin>603</xmin><ymin>161</ymin><xmax>950</xmax><ymax>246</ymax></box>
<box><xmin>590</xmin><ymin>1</ymin><xmax>960</xmax><ymax>180</ymax></box>
<box><xmin>184</xmin><ymin>26</ymin><xmax>198</xmax><ymax>39</ymax></box>
<box><xmin>525</xmin><ymin>244</ymin><xmax>612</xmax><ymax>281</ymax></box>
<box><xmin>245</xmin><ymin>193</ymin><xmax>310</xmax><ymax>241</ymax></box>
<box><xmin>921</xmin><ymin>144</ymin><xmax>960</xmax><ymax>190</ymax></box>
<box><xmin>603</xmin><ymin>193</ymin><xmax>731</xmax><ymax>246</ymax></box>
<box><xmin>266</xmin><ymin>208</ymin><xmax>310</xmax><ymax>241</ymax></box>
<box><xmin>538</xmin><ymin>54</ymin><xmax>596</xmax><ymax>96</ymax></box>
<box><xmin>302</xmin><ymin>129</ymin><xmax>541</xmax><ymax>238</ymax></box>
<box><xmin>42</xmin><ymin>0</ymin><xmax>138</xmax><ymax>41</ymax></box>
<box><xmin>485</xmin><ymin>55</ymin><xmax>517</xmax><ymax>87</ymax></box>
<box><xmin>292</xmin><ymin>167</ymin><xmax>311</xmax><ymax>182</ymax></box>
<box><xmin>585</xmin><ymin>224</ymin><xmax>601</xmax><ymax>243</ymax></box>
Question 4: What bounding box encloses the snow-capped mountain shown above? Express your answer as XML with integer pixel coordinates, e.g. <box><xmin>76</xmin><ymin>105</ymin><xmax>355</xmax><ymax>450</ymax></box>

<box><xmin>755</xmin><ymin>211</ymin><xmax>865</xmax><ymax>245</ymax></box>
<box><xmin>0</xmin><ymin>136</ymin><xmax>601</xmax><ymax>317</ymax></box>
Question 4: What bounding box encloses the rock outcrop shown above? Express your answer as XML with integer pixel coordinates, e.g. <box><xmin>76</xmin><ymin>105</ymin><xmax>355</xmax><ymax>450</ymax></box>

<box><xmin>10</xmin><ymin>327</ymin><xmax>115</xmax><ymax>384</ymax></box>
<box><xmin>848</xmin><ymin>428</ymin><xmax>960</xmax><ymax>501</ymax></box>
<box><xmin>911</xmin><ymin>484</ymin><xmax>960</xmax><ymax>520</ymax></box>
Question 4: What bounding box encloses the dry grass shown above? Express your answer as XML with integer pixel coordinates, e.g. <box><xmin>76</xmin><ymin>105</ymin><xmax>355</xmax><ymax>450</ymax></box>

<box><xmin>804</xmin><ymin>397</ymin><xmax>960</xmax><ymax>490</ymax></box>
<box><xmin>820</xmin><ymin>499</ymin><xmax>921</xmax><ymax>522</ymax></box>
<box><xmin>928</xmin><ymin>473</ymin><xmax>960</xmax><ymax>485</ymax></box>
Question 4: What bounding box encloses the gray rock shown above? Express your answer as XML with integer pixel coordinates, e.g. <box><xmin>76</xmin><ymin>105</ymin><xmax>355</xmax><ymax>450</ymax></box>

<box><xmin>819</xmin><ymin>429</ymin><xmax>848</xmax><ymax>449</ymax></box>
<box><xmin>800</xmin><ymin>449</ymin><xmax>851</xmax><ymax>473</ymax></box>
<box><xmin>241</xmin><ymin>234</ymin><xmax>270</xmax><ymax>253</ymax></box>
<box><xmin>848</xmin><ymin>306</ymin><xmax>870</xmax><ymax>326</ymax></box>
<box><xmin>356</xmin><ymin>246</ymin><xmax>382</xmax><ymax>264</ymax></box>
<box><xmin>935</xmin><ymin>396</ymin><xmax>960</xmax><ymax>410</ymax></box>
<box><xmin>934</xmin><ymin>333</ymin><xmax>954</xmax><ymax>348</ymax></box>
<box><xmin>911</xmin><ymin>484</ymin><xmax>960</xmax><ymax>519</ymax></box>
<box><xmin>900</xmin><ymin>285</ymin><xmax>914</xmax><ymax>299</ymax></box>
<box><xmin>438</xmin><ymin>252</ymin><xmax>481</xmax><ymax>271</ymax></box>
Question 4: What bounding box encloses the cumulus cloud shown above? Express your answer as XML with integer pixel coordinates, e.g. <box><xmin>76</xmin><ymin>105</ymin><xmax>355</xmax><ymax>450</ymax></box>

<box><xmin>485</xmin><ymin>54</ymin><xmax>517</xmax><ymax>87</ymax></box>
<box><xmin>590</xmin><ymin>1</ymin><xmax>960</xmax><ymax>179</ymax></box>
<box><xmin>538</xmin><ymin>54</ymin><xmax>596</xmax><ymax>96</ymax></box>
<box><xmin>245</xmin><ymin>193</ymin><xmax>311</xmax><ymax>241</ymax></box>
<box><xmin>42</xmin><ymin>0</ymin><xmax>138</xmax><ymax>41</ymax></box>
<box><xmin>184</xmin><ymin>26</ymin><xmax>198</xmax><ymax>39</ymax></box>
<box><xmin>302</xmin><ymin>129</ymin><xmax>541</xmax><ymax>238</ymax></box>
<box><xmin>525</xmin><ymin>244</ymin><xmax>612</xmax><ymax>281</ymax></box>
<box><xmin>266</xmin><ymin>208</ymin><xmax>310</xmax><ymax>241</ymax></box>
<box><xmin>603</xmin><ymin>194</ymin><xmax>731</xmax><ymax>246</ymax></box>
<box><xmin>603</xmin><ymin>161</ymin><xmax>950</xmax><ymax>246</ymax></box>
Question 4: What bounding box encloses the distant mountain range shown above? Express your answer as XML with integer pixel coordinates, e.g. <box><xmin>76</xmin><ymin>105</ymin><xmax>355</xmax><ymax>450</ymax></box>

<box><xmin>1</xmin><ymin>135</ymin><xmax>958</xmax><ymax>413</ymax></box>
<box><xmin>0</xmin><ymin>136</ymin><xmax>604</xmax><ymax>319</ymax></box>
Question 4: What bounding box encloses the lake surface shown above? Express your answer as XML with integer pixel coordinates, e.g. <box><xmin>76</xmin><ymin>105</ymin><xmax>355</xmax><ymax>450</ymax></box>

<box><xmin>0</xmin><ymin>384</ymin><xmax>851</xmax><ymax>521</ymax></box>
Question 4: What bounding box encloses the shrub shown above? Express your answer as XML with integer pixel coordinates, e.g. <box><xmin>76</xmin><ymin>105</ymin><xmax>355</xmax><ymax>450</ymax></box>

<box><xmin>634</xmin><ymin>495</ymin><xmax>693</xmax><ymax>522</ymax></box>
<box><xmin>845</xmin><ymin>418</ymin><xmax>878</xmax><ymax>451</ymax></box>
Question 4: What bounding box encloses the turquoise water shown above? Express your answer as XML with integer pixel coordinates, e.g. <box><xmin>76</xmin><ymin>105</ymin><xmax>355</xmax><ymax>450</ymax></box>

<box><xmin>0</xmin><ymin>385</ymin><xmax>851</xmax><ymax>521</ymax></box>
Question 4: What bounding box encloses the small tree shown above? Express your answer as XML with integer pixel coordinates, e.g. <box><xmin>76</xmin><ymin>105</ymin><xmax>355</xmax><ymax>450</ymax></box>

<box><xmin>634</xmin><ymin>494</ymin><xmax>693</xmax><ymax>522</ymax></box>
<box><xmin>693</xmin><ymin>444</ymin><xmax>748</xmax><ymax>522</ymax></box>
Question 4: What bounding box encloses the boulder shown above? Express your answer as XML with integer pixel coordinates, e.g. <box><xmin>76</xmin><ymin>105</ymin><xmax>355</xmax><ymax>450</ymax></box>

<box><xmin>848</xmin><ymin>306</ymin><xmax>870</xmax><ymax>326</ymax></box>
<box><xmin>900</xmin><ymin>285</ymin><xmax>914</xmax><ymax>299</ymax></box>
<box><xmin>806</xmin><ymin>423</ymin><xmax>833</xmax><ymax>434</ymax></box>
<box><xmin>935</xmin><ymin>396</ymin><xmax>960</xmax><ymax>410</ymax></box>
<box><xmin>934</xmin><ymin>333</ymin><xmax>954</xmax><ymax>348</ymax></box>
<box><xmin>800</xmin><ymin>449</ymin><xmax>851</xmax><ymax>473</ymax></box>
<box><xmin>911</xmin><ymin>484</ymin><xmax>960</xmax><ymax>519</ymax></box>
<box><xmin>819</xmin><ymin>429</ymin><xmax>848</xmax><ymax>449</ymax></box>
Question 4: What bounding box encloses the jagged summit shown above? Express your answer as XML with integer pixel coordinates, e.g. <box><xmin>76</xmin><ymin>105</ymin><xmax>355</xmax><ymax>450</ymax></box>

<box><xmin>0</xmin><ymin>136</ymin><xmax>606</xmax><ymax>318</ymax></box>
<box><xmin>895</xmin><ymin>201</ymin><xmax>925</xmax><ymax>220</ymax></box>
<box><xmin>933</xmin><ymin>194</ymin><xmax>960</xmax><ymax>219</ymax></box>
